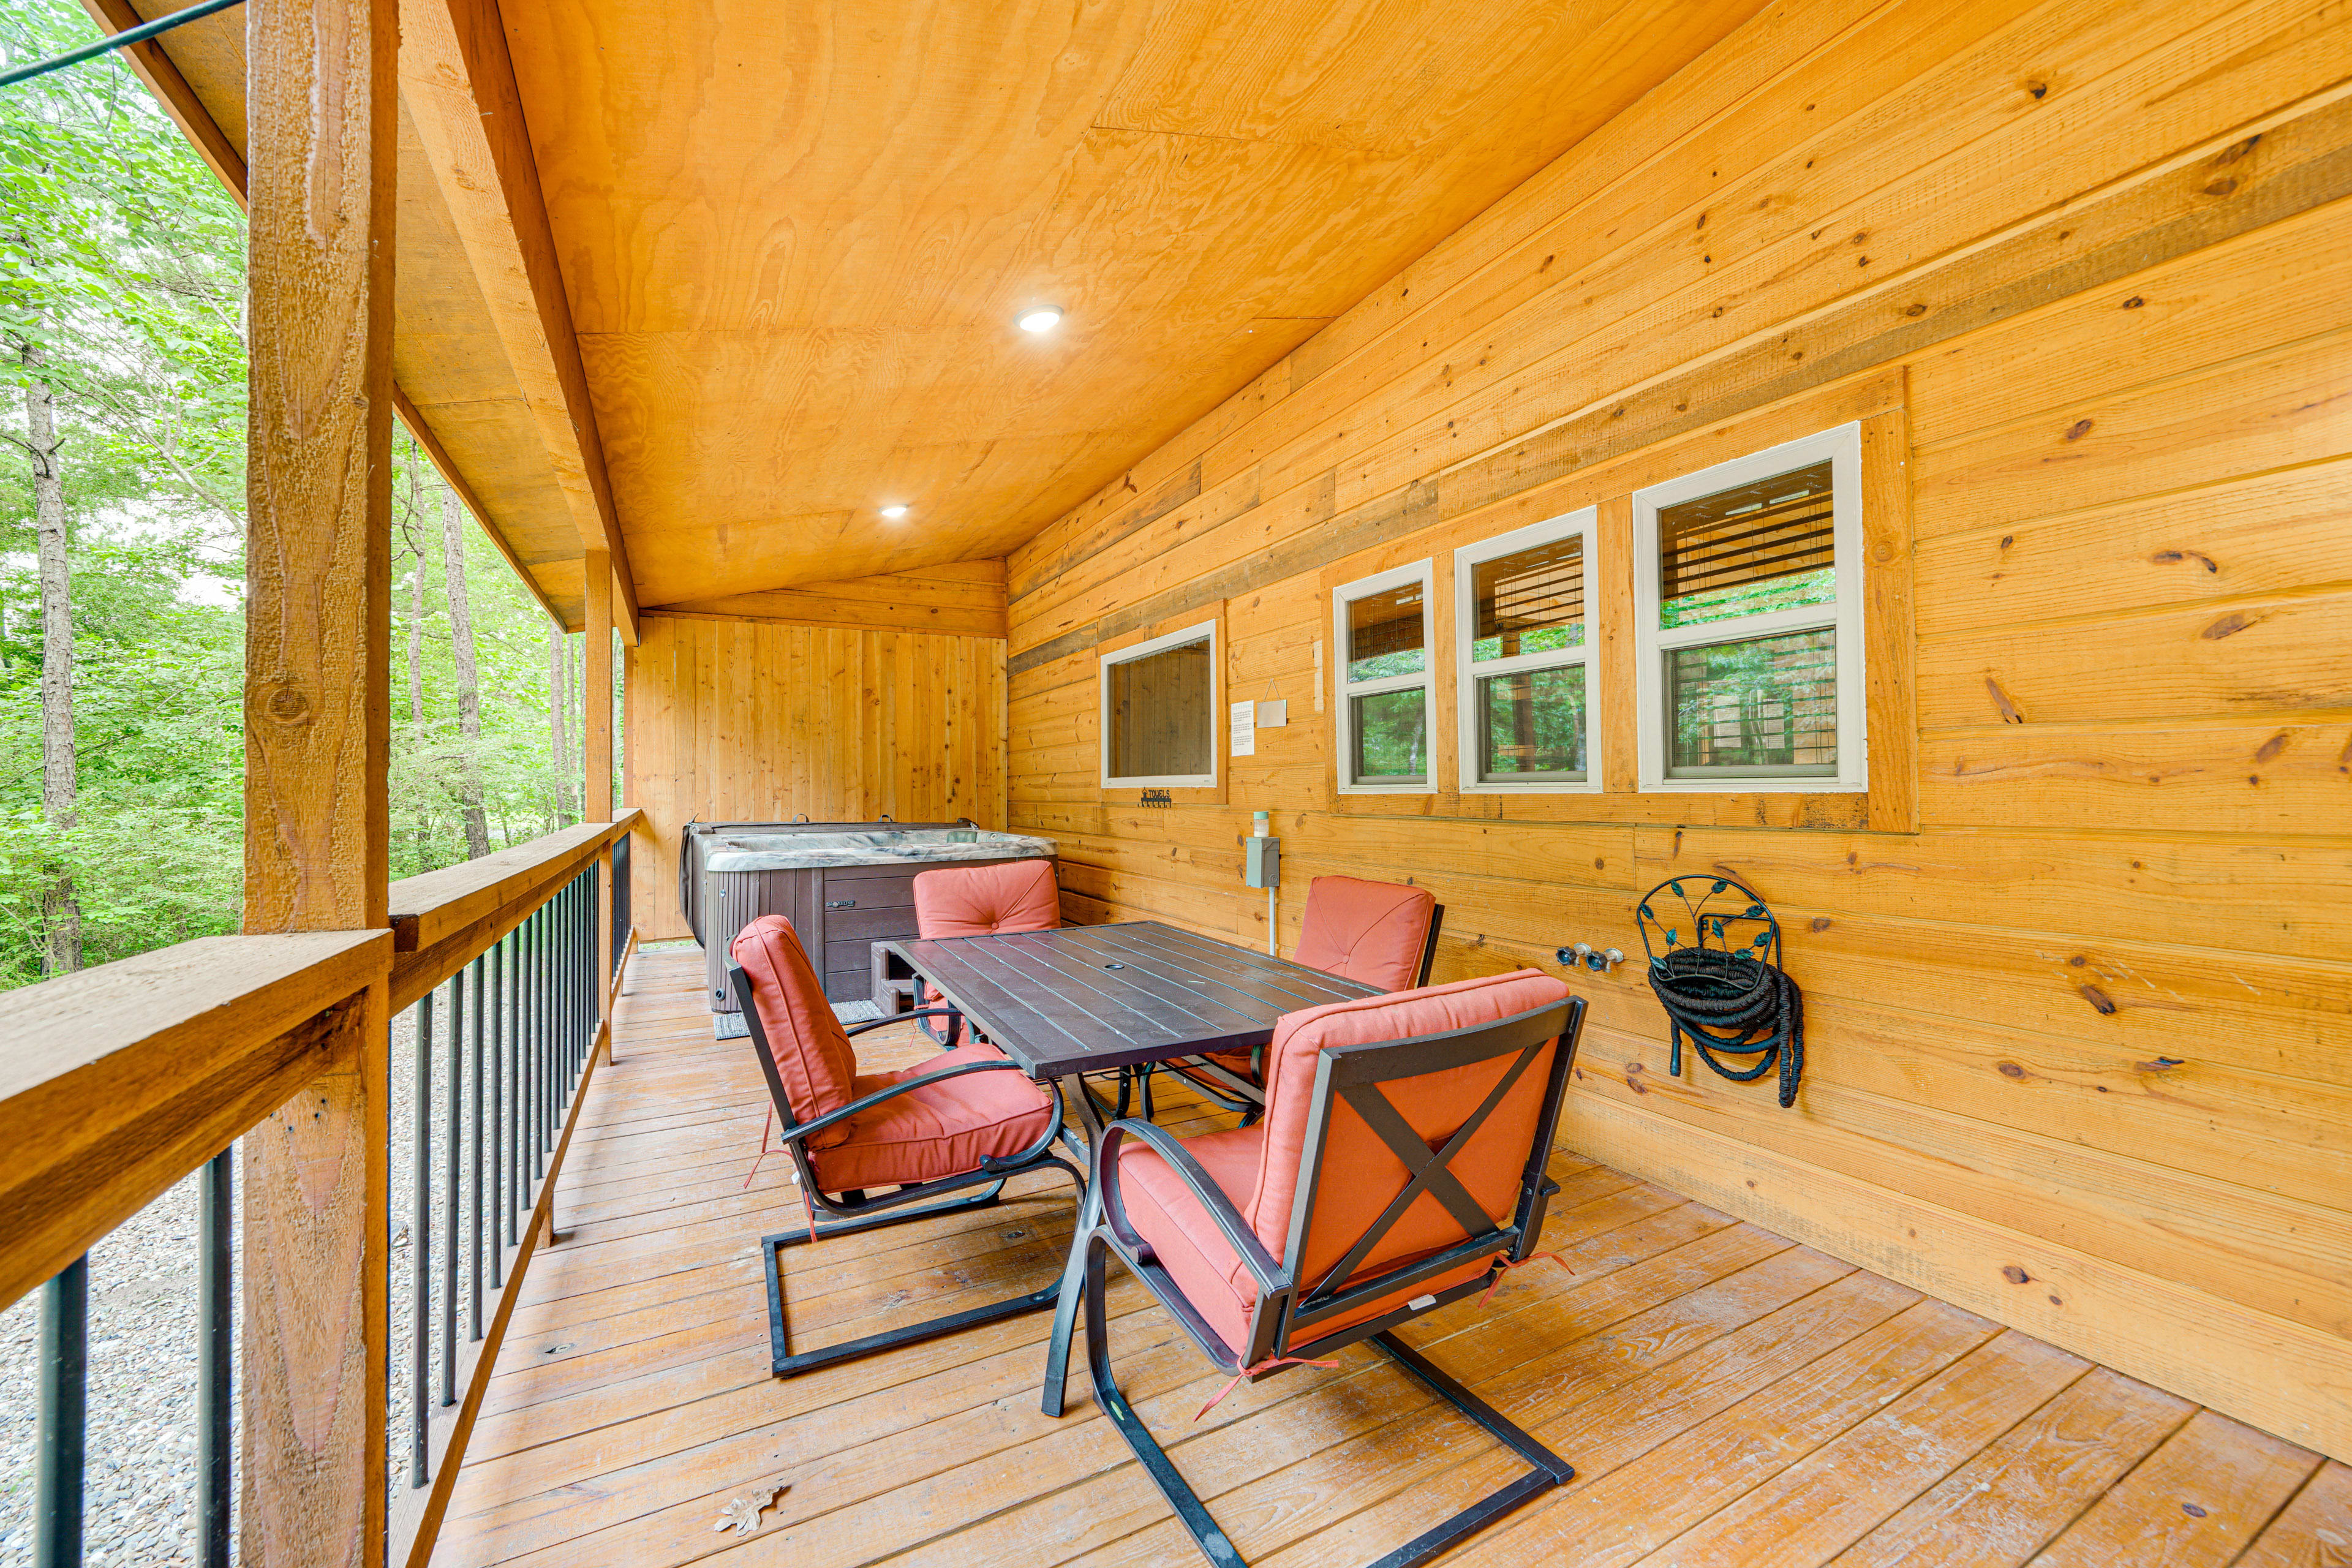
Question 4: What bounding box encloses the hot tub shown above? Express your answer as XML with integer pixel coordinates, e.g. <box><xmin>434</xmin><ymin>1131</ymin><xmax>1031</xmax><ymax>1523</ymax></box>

<box><xmin>687</xmin><ymin>821</ymin><xmax>1057</xmax><ymax>1009</ymax></box>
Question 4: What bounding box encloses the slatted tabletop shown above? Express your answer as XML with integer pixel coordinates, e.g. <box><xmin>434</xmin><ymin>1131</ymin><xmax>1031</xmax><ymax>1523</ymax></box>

<box><xmin>878</xmin><ymin>920</ymin><xmax>1381</xmax><ymax>1077</ymax></box>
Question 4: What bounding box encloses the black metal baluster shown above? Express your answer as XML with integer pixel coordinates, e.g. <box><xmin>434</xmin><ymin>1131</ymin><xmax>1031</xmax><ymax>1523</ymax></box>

<box><xmin>198</xmin><ymin>1150</ymin><xmax>231</xmax><ymax>1568</ymax></box>
<box><xmin>410</xmin><ymin>987</ymin><xmax>434</xmax><ymax>1487</ymax></box>
<box><xmin>581</xmin><ymin>870</ymin><xmax>593</xmax><ymax>1069</ymax></box>
<box><xmin>509</xmin><ymin>920</ymin><xmax>524</xmax><ymax>1244</ymax></box>
<box><xmin>36</xmin><ymin>1254</ymin><xmax>86</xmax><ymax>1568</ymax></box>
<box><xmin>469</xmin><ymin>951</ymin><xmax>485</xmax><ymax>1336</ymax></box>
<box><xmin>516</xmin><ymin>910</ymin><xmax>532</xmax><ymax>1196</ymax></box>
<box><xmin>552</xmin><ymin>883</ymin><xmax>567</xmax><ymax>1121</ymax></box>
<box><xmin>611</xmin><ymin>834</ymin><xmax>630</xmax><ymax>983</ymax></box>
<box><xmin>576</xmin><ymin>873</ymin><xmax>587</xmax><ymax>1071</ymax></box>
<box><xmin>444</xmin><ymin>967</ymin><xmax>462</xmax><ymax>1402</ymax></box>
<box><xmin>490</xmin><ymin>933</ymin><xmax>507</xmax><ymax>1283</ymax></box>
<box><xmin>532</xmin><ymin>903</ymin><xmax>548</xmax><ymax>1177</ymax></box>
<box><xmin>566</xmin><ymin>875</ymin><xmax>579</xmax><ymax>1099</ymax></box>
<box><xmin>560</xmin><ymin>878</ymin><xmax>573</xmax><ymax>1093</ymax></box>
<box><xmin>534</xmin><ymin>900</ymin><xmax>548</xmax><ymax>1172</ymax></box>
<box><xmin>572</xmin><ymin>874</ymin><xmax>585</xmax><ymax>1079</ymax></box>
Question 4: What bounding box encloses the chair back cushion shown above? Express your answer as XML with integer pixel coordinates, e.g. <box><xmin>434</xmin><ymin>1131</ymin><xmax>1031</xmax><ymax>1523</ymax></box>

<box><xmin>913</xmin><ymin>859</ymin><xmax>1061</xmax><ymax>939</ymax></box>
<box><xmin>1292</xmin><ymin>875</ymin><xmax>1436</xmax><ymax>992</ymax></box>
<box><xmin>1248</xmin><ymin>970</ymin><xmax>1571</xmax><ymax>1307</ymax></box>
<box><xmin>729</xmin><ymin>914</ymin><xmax>859</xmax><ymax>1147</ymax></box>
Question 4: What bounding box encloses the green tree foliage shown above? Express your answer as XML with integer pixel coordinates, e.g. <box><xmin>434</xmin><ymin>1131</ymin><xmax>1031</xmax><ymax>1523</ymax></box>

<box><xmin>0</xmin><ymin>0</ymin><xmax>594</xmax><ymax>986</ymax></box>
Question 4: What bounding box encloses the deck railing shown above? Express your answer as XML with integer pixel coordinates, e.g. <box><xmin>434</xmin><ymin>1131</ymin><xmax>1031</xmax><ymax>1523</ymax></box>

<box><xmin>0</xmin><ymin>811</ymin><xmax>641</xmax><ymax>1568</ymax></box>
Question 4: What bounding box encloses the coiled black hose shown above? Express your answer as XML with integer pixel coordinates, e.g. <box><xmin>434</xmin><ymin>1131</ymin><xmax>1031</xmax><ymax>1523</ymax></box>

<box><xmin>1635</xmin><ymin>876</ymin><xmax>1804</xmax><ymax>1108</ymax></box>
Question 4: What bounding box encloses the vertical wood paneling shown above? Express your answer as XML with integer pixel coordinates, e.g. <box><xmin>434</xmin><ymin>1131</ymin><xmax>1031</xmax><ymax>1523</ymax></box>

<box><xmin>624</xmin><ymin>615</ymin><xmax>1009</xmax><ymax>937</ymax></box>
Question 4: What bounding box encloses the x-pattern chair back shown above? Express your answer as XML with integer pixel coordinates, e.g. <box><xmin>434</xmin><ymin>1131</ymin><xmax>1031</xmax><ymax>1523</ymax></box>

<box><xmin>1299</xmin><ymin>1030</ymin><xmax>1552</xmax><ymax>1308</ymax></box>
<box><xmin>1042</xmin><ymin>982</ymin><xmax>1587</xmax><ymax>1568</ymax></box>
<box><xmin>1269</xmin><ymin>998</ymin><xmax>1575</xmax><ymax>1362</ymax></box>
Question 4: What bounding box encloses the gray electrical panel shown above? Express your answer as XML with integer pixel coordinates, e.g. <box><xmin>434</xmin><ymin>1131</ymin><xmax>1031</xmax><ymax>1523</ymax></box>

<box><xmin>1245</xmin><ymin>836</ymin><xmax>1281</xmax><ymax>888</ymax></box>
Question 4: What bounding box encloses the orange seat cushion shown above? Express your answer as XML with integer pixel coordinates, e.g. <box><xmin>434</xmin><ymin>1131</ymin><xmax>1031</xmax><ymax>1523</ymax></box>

<box><xmin>1113</xmin><ymin>970</ymin><xmax>1570</xmax><ymax>1358</ymax></box>
<box><xmin>1293</xmin><ymin>875</ymin><xmax>1436</xmax><ymax>993</ymax></box>
<box><xmin>729</xmin><ymin>914</ymin><xmax>859</xmax><ymax>1150</ymax></box>
<box><xmin>914</xmin><ymin>859</ymin><xmax>1060</xmax><ymax>938</ymax></box>
<box><xmin>1115</xmin><ymin>1125</ymin><xmax>1265</xmax><ymax>1352</ymax></box>
<box><xmin>913</xmin><ymin>859</ymin><xmax>1060</xmax><ymax>1006</ymax></box>
<box><xmin>812</xmin><ymin>1041</ymin><xmax>1056</xmax><ymax>1193</ymax></box>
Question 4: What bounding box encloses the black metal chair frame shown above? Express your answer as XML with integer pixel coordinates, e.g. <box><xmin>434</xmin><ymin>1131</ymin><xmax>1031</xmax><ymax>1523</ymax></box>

<box><xmin>1158</xmin><ymin>902</ymin><xmax>1447</xmax><ymax>1122</ymax></box>
<box><xmin>728</xmin><ymin>960</ymin><xmax>1086</xmax><ymax>1379</ymax></box>
<box><xmin>1042</xmin><ymin>993</ymin><xmax>1585</xmax><ymax>1568</ymax></box>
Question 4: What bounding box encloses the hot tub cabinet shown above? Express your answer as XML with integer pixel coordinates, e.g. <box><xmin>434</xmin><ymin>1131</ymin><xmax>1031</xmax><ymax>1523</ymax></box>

<box><xmin>689</xmin><ymin>823</ymin><xmax>1057</xmax><ymax>1008</ymax></box>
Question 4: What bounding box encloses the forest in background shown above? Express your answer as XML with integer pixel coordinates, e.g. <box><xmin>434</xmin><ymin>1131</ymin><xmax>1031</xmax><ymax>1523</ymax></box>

<box><xmin>0</xmin><ymin>0</ymin><xmax>605</xmax><ymax>990</ymax></box>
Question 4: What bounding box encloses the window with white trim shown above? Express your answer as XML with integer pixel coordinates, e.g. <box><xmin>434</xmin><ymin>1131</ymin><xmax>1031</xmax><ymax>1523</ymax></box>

<box><xmin>1332</xmin><ymin>561</ymin><xmax>1432</xmax><ymax>791</ymax></box>
<box><xmin>1455</xmin><ymin>508</ymin><xmax>1598</xmax><ymax>791</ymax></box>
<box><xmin>1634</xmin><ymin>423</ymin><xmax>1865</xmax><ymax>791</ymax></box>
<box><xmin>1100</xmin><ymin>620</ymin><xmax>1218</xmax><ymax>788</ymax></box>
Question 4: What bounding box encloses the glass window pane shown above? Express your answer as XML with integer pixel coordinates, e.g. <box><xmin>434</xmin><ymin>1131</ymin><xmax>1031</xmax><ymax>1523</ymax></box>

<box><xmin>1107</xmin><ymin>636</ymin><xmax>1212</xmax><ymax>779</ymax></box>
<box><xmin>1472</xmin><ymin>535</ymin><xmax>1584</xmax><ymax>662</ymax></box>
<box><xmin>1351</xmin><ymin>687</ymin><xmax>1427</xmax><ymax>783</ymax></box>
<box><xmin>1346</xmin><ymin>582</ymin><xmax>1425</xmax><ymax>681</ymax></box>
<box><xmin>1659</xmin><ymin>459</ymin><xmax>1835</xmax><ymax>629</ymax></box>
<box><xmin>1479</xmin><ymin>665</ymin><xmax>1586</xmax><ymax>782</ymax></box>
<box><xmin>1667</xmin><ymin>628</ymin><xmax>1837</xmax><ymax>777</ymax></box>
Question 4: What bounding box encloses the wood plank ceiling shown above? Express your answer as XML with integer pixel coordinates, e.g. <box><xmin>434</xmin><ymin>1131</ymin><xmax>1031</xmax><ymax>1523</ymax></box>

<box><xmin>503</xmin><ymin>0</ymin><xmax>1768</xmax><ymax>607</ymax></box>
<box><xmin>110</xmin><ymin>0</ymin><xmax>1766</xmax><ymax>622</ymax></box>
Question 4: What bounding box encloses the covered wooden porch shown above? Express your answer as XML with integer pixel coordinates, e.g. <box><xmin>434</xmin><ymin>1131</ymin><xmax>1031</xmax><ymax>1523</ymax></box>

<box><xmin>424</xmin><ymin>945</ymin><xmax>2345</xmax><ymax>1568</ymax></box>
<box><xmin>1</xmin><ymin>0</ymin><xmax>2346</xmax><ymax>1562</ymax></box>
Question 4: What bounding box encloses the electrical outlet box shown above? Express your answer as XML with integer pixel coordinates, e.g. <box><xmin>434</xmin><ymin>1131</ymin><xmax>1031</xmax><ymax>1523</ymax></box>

<box><xmin>1245</xmin><ymin>836</ymin><xmax>1281</xmax><ymax>889</ymax></box>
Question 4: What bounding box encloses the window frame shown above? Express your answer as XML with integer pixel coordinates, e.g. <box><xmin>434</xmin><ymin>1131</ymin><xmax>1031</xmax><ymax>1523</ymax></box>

<box><xmin>1632</xmin><ymin>421</ymin><xmax>1867</xmax><ymax>794</ymax></box>
<box><xmin>1098</xmin><ymin>617</ymin><xmax>1220</xmax><ymax>790</ymax></box>
<box><xmin>1331</xmin><ymin>559</ymin><xmax>1435</xmax><ymax>794</ymax></box>
<box><xmin>1453</xmin><ymin>507</ymin><xmax>1601</xmax><ymax>794</ymax></box>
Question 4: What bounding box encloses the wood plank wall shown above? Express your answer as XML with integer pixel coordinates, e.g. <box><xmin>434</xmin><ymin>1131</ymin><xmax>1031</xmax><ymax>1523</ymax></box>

<box><xmin>625</xmin><ymin>612</ymin><xmax>1008</xmax><ymax>938</ymax></box>
<box><xmin>1003</xmin><ymin>0</ymin><xmax>2352</xmax><ymax>1461</ymax></box>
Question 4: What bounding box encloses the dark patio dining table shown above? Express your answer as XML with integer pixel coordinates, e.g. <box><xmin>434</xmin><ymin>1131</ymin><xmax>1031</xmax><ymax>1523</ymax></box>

<box><xmin>873</xmin><ymin>919</ymin><xmax>1381</xmax><ymax>1144</ymax></box>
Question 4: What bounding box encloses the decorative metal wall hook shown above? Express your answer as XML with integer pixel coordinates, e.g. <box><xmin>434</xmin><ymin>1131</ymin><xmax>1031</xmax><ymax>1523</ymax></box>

<box><xmin>1634</xmin><ymin>876</ymin><xmax>1805</xmax><ymax>1107</ymax></box>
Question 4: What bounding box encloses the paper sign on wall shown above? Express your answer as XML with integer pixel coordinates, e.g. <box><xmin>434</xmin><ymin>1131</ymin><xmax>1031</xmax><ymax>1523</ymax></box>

<box><xmin>1230</xmin><ymin>699</ymin><xmax>1256</xmax><ymax>757</ymax></box>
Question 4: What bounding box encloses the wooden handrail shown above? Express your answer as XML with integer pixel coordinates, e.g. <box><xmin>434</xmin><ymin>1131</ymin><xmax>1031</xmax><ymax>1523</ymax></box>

<box><xmin>0</xmin><ymin>815</ymin><xmax>645</xmax><ymax>1314</ymax></box>
<box><xmin>0</xmin><ymin>930</ymin><xmax>391</xmax><ymax>1313</ymax></box>
<box><xmin>388</xmin><ymin>810</ymin><xmax>640</xmax><ymax>953</ymax></box>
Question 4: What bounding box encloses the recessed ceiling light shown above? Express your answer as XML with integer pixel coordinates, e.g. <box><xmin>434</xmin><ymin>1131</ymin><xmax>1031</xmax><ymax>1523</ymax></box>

<box><xmin>1017</xmin><ymin>306</ymin><xmax>1063</xmax><ymax>334</ymax></box>
<box><xmin>879</xmin><ymin>504</ymin><xmax>908</xmax><ymax>519</ymax></box>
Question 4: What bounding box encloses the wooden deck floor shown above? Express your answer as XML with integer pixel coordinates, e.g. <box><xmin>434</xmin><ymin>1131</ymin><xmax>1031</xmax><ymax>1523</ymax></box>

<box><xmin>429</xmin><ymin>946</ymin><xmax>2349</xmax><ymax>1568</ymax></box>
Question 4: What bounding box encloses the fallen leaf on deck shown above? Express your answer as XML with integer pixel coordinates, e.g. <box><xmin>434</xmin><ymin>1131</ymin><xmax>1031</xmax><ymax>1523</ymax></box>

<box><xmin>714</xmin><ymin>1485</ymin><xmax>786</xmax><ymax>1536</ymax></box>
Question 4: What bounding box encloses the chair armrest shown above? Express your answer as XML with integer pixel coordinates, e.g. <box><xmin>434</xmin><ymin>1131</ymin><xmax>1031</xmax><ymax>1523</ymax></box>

<box><xmin>1095</xmin><ymin>1119</ymin><xmax>1286</xmax><ymax>1294</ymax></box>
<box><xmin>777</xmin><ymin>1058</ymin><xmax>1035</xmax><ymax>1145</ymax></box>
<box><xmin>844</xmin><ymin>1007</ymin><xmax>961</xmax><ymax>1038</ymax></box>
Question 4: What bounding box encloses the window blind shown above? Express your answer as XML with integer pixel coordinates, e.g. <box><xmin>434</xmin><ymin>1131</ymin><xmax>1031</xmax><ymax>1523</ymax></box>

<box><xmin>1659</xmin><ymin>459</ymin><xmax>1834</xmax><ymax>609</ymax></box>
<box><xmin>1346</xmin><ymin>584</ymin><xmax>1425</xmax><ymax>679</ymax></box>
<box><xmin>1473</xmin><ymin>536</ymin><xmax>1583</xmax><ymax>654</ymax></box>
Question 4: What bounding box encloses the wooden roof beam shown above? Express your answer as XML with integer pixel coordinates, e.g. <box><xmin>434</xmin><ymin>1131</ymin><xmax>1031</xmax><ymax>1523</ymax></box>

<box><xmin>398</xmin><ymin>0</ymin><xmax>643</xmax><ymax>644</ymax></box>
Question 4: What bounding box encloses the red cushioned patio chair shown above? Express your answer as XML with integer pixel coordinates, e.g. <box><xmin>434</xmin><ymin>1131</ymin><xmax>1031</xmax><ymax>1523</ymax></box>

<box><xmin>902</xmin><ymin>859</ymin><xmax>1060</xmax><ymax>1045</ymax></box>
<box><xmin>1041</xmin><ymin>970</ymin><xmax>1584</xmax><ymax>1567</ymax></box>
<box><xmin>728</xmin><ymin>913</ymin><xmax>1083</xmax><ymax>1377</ymax></box>
<box><xmin>1168</xmin><ymin>873</ymin><xmax>1446</xmax><ymax>1119</ymax></box>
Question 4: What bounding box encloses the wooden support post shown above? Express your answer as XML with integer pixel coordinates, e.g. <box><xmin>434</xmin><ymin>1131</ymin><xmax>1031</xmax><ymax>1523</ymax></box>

<box><xmin>240</xmin><ymin>0</ymin><xmax>397</xmax><ymax>1561</ymax></box>
<box><xmin>585</xmin><ymin>551</ymin><xmax>615</xmax><ymax>1054</ymax></box>
<box><xmin>584</xmin><ymin>550</ymin><xmax>613</xmax><ymax>823</ymax></box>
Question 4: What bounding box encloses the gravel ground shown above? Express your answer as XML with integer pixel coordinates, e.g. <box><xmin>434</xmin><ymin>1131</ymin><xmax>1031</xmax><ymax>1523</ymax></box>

<box><xmin>0</xmin><ymin>997</ymin><xmax>503</xmax><ymax>1567</ymax></box>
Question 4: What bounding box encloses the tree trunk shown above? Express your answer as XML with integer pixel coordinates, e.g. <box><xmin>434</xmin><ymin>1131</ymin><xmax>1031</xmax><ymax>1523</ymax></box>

<box><xmin>549</xmin><ymin>627</ymin><xmax>573</xmax><ymax>828</ymax></box>
<box><xmin>406</xmin><ymin>546</ymin><xmax>429</xmax><ymax>871</ymax></box>
<box><xmin>440</xmin><ymin>488</ymin><xmax>492</xmax><ymax>858</ymax></box>
<box><xmin>23</xmin><ymin>353</ymin><xmax>80</xmax><ymax>976</ymax></box>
